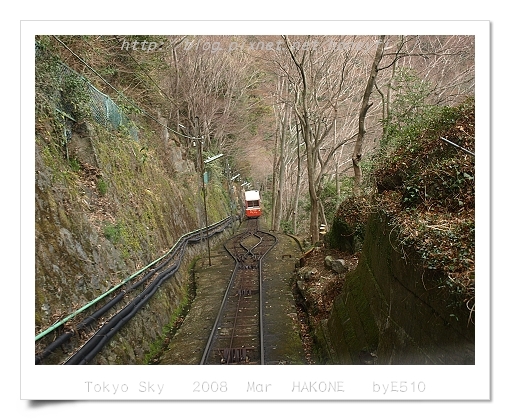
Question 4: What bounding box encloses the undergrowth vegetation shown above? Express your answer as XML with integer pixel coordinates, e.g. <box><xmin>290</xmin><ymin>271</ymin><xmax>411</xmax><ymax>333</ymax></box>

<box><xmin>331</xmin><ymin>97</ymin><xmax>475</xmax><ymax>303</ymax></box>
<box><xmin>34</xmin><ymin>35</ymin><xmax>235</xmax><ymax>338</ymax></box>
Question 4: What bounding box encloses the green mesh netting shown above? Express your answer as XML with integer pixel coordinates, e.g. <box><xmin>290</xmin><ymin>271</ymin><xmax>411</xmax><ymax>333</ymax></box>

<box><xmin>72</xmin><ymin>67</ymin><xmax>138</xmax><ymax>140</ymax></box>
<box><xmin>36</xmin><ymin>43</ymin><xmax>138</xmax><ymax>141</ymax></box>
<box><xmin>88</xmin><ymin>84</ymin><xmax>127</xmax><ymax>130</ymax></box>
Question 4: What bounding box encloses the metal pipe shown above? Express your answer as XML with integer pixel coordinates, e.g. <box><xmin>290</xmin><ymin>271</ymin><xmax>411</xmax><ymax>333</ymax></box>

<box><xmin>439</xmin><ymin>136</ymin><xmax>475</xmax><ymax>157</ymax></box>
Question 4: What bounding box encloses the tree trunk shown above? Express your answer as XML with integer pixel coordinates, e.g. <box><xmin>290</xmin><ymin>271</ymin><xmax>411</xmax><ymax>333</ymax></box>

<box><xmin>303</xmin><ymin>124</ymin><xmax>320</xmax><ymax>244</ymax></box>
<box><xmin>352</xmin><ymin>35</ymin><xmax>386</xmax><ymax>195</ymax></box>
<box><xmin>271</xmin><ymin>123</ymin><xmax>279</xmax><ymax>230</ymax></box>
<box><xmin>274</xmin><ymin>82</ymin><xmax>291</xmax><ymax>231</ymax></box>
<box><xmin>292</xmin><ymin>125</ymin><xmax>302</xmax><ymax>234</ymax></box>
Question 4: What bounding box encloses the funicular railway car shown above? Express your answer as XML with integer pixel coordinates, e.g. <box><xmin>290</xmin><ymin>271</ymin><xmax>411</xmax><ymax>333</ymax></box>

<box><xmin>244</xmin><ymin>190</ymin><xmax>261</xmax><ymax>218</ymax></box>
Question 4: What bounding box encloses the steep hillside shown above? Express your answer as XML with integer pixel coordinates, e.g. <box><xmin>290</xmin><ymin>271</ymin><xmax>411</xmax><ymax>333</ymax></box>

<box><xmin>301</xmin><ymin>98</ymin><xmax>475</xmax><ymax>364</ymax></box>
<box><xmin>34</xmin><ymin>39</ymin><xmax>238</xmax><ymax>363</ymax></box>
<box><xmin>335</xmin><ymin>97</ymin><xmax>475</xmax><ymax>299</ymax></box>
<box><xmin>373</xmin><ymin>97</ymin><xmax>475</xmax><ymax>298</ymax></box>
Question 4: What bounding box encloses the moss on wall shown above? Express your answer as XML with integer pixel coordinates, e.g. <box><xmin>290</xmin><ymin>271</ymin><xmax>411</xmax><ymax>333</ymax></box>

<box><xmin>320</xmin><ymin>212</ymin><xmax>475</xmax><ymax>365</ymax></box>
<box><xmin>35</xmin><ymin>107</ymin><xmax>236</xmax><ymax>364</ymax></box>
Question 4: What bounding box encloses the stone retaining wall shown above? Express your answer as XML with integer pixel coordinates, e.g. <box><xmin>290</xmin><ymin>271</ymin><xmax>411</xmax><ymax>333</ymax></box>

<box><xmin>317</xmin><ymin>212</ymin><xmax>475</xmax><ymax>365</ymax></box>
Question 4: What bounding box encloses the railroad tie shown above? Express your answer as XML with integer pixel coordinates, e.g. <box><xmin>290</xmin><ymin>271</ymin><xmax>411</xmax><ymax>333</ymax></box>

<box><xmin>222</xmin><ymin>347</ymin><xmax>247</xmax><ymax>363</ymax></box>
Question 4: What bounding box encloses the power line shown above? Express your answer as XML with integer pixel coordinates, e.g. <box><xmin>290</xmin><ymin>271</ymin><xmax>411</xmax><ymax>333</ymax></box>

<box><xmin>113</xmin><ymin>36</ymin><xmax>179</xmax><ymax>109</ymax></box>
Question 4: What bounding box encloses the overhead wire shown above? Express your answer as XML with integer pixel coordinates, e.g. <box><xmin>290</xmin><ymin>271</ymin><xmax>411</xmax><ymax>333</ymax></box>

<box><xmin>51</xmin><ymin>35</ymin><xmax>198</xmax><ymax>141</ymax></box>
<box><xmin>112</xmin><ymin>36</ymin><xmax>179</xmax><ymax>108</ymax></box>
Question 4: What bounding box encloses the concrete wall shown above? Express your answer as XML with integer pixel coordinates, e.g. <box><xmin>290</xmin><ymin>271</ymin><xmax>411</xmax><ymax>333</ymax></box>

<box><xmin>318</xmin><ymin>212</ymin><xmax>475</xmax><ymax>365</ymax></box>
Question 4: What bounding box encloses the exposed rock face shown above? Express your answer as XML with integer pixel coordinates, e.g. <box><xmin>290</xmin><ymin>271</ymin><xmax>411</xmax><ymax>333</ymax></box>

<box><xmin>298</xmin><ymin>266</ymin><xmax>319</xmax><ymax>281</ymax></box>
<box><xmin>317</xmin><ymin>212</ymin><xmax>475</xmax><ymax>365</ymax></box>
<box><xmin>34</xmin><ymin>118</ymin><xmax>236</xmax><ymax>365</ymax></box>
<box><xmin>325</xmin><ymin>256</ymin><xmax>348</xmax><ymax>274</ymax></box>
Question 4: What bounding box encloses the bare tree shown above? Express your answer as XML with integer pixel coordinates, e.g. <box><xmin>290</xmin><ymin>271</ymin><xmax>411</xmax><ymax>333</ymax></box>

<box><xmin>271</xmin><ymin>75</ymin><xmax>292</xmax><ymax>231</ymax></box>
<box><xmin>352</xmin><ymin>35</ymin><xmax>386</xmax><ymax>195</ymax></box>
<box><xmin>375</xmin><ymin>35</ymin><xmax>475</xmax><ymax>146</ymax></box>
<box><xmin>170</xmin><ymin>35</ymin><xmax>263</xmax><ymax>157</ymax></box>
<box><xmin>279</xmin><ymin>35</ymin><xmax>368</xmax><ymax>242</ymax></box>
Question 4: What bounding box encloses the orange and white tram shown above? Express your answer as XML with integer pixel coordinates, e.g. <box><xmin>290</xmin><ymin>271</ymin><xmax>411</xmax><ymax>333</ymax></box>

<box><xmin>244</xmin><ymin>190</ymin><xmax>261</xmax><ymax>218</ymax></box>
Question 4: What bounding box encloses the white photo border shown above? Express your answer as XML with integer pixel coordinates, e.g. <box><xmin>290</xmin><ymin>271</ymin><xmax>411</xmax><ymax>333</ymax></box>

<box><xmin>22</xmin><ymin>20</ymin><xmax>491</xmax><ymax>401</ymax></box>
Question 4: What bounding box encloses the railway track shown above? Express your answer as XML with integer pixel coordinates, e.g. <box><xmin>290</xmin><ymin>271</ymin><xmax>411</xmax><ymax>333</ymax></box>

<box><xmin>200</xmin><ymin>219</ymin><xmax>277</xmax><ymax>365</ymax></box>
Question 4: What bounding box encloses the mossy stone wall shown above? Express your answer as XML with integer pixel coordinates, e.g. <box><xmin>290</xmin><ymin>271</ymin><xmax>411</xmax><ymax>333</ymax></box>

<box><xmin>35</xmin><ymin>113</ymin><xmax>237</xmax><ymax>365</ymax></box>
<box><xmin>319</xmin><ymin>212</ymin><xmax>475</xmax><ymax>365</ymax></box>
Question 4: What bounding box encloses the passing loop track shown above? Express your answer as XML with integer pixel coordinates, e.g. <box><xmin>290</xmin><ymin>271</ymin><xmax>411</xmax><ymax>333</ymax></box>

<box><xmin>200</xmin><ymin>219</ymin><xmax>277</xmax><ymax>365</ymax></box>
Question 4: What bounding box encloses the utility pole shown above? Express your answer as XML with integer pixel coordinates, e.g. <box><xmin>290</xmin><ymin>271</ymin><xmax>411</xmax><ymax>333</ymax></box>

<box><xmin>196</xmin><ymin>116</ymin><xmax>212</xmax><ymax>266</ymax></box>
<box><xmin>226</xmin><ymin>162</ymin><xmax>235</xmax><ymax>232</ymax></box>
<box><xmin>334</xmin><ymin>118</ymin><xmax>339</xmax><ymax>197</ymax></box>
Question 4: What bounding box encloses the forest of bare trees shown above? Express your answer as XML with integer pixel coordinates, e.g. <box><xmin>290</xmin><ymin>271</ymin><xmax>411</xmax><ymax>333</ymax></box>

<box><xmin>44</xmin><ymin>34</ymin><xmax>475</xmax><ymax>242</ymax></box>
<box><xmin>259</xmin><ymin>35</ymin><xmax>474</xmax><ymax>242</ymax></box>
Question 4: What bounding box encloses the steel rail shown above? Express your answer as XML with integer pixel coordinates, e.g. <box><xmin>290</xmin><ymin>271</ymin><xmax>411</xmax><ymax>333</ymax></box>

<box><xmin>200</xmin><ymin>222</ymin><xmax>277</xmax><ymax>365</ymax></box>
<box><xmin>256</xmin><ymin>231</ymin><xmax>278</xmax><ymax>365</ymax></box>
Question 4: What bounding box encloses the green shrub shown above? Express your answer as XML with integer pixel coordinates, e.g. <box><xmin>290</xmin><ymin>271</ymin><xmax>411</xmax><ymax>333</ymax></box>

<box><xmin>97</xmin><ymin>178</ymin><xmax>107</xmax><ymax>195</ymax></box>
<box><xmin>103</xmin><ymin>222</ymin><xmax>123</xmax><ymax>244</ymax></box>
